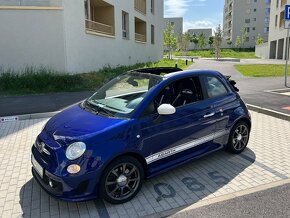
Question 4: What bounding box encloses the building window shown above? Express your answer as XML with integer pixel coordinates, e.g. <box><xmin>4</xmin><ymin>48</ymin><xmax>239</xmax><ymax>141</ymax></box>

<box><xmin>253</xmin><ymin>8</ymin><xmax>257</xmax><ymax>12</ymax></box>
<box><xmin>265</xmin><ymin>0</ymin><xmax>271</xmax><ymax>4</ymax></box>
<box><xmin>252</xmin><ymin>27</ymin><xmax>256</xmax><ymax>30</ymax></box>
<box><xmin>253</xmin><ymin>18</ymin><xmax>257</xmax><ymax>21</ymax></box>
<box><xmin>135</xmin><ymin>17</ymin><xmax>147</xmax><ymax>43</ymax></box>
<box><xmin>264</xmin><ymin>27</ymin><xmax>269</xmax><ymax>33</ymax></box>
<box><xmin>254</xmin><ymin>0</ymin><xmax>257</xmax><ymax>2</ymax></box>
<box><xmin>171</xmin><ymin>21</ymin><xmax>175</xmax><ymax>26</ymax></box>
<box><xmin>245</xmin><ymin>19</ymin><xmax>250</xmax><ymax>23</ymax></box>
<box><xmin>275</xmin><ymin>14</ymin><xmax>278</xmax><ymax>27</ymax></box>
<box><xmin>265</xmin><ymin>8</ymin><xmax>270</xmax><ymax>15</ymax></box>
<box><xmin>151</xmin><ymin>0</ymin><xmax>154</xmax><ymax>13</ymax></box>
<box><xmin>84</xmin><ymin>0</ymin><xmax>89</xmax><ymax>20</ymax></box>
<box><xmin>245</xmin><ymin>27</ymin><xmax>250</xmax><ymax>32</ymax></box>
<box><xmin>122</xmin><ymin>11</ymin><xmax>129</xmax><ymax>39</ymax></box>
<box><xmin>85</xmin><ymin>0</ymin><xmax>115</xmax><ymax>36</ymax></box>
<box><xmin>151</xmin><ymin>25</ymin><xmax>155</xmax><ymax>44</ymax></box>
<box><xmin>276</xmin><ymin>0</ymin><xmax>279</xmax><ymax>8</ymax></box>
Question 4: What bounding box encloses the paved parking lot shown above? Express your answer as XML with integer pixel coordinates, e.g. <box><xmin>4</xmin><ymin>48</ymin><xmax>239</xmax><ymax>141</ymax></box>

<box><xmin>0</xmin><ymin>111</ymin><xmax>290</xmax><ymax>218</ymax></box>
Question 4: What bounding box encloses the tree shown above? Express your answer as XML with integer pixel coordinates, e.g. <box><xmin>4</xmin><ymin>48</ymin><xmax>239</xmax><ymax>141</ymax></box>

<box><xmin>190</xmin><ymin>34</ymin><xmax>199</xmax><ymax>49</ymax></box>
<box><xmin>227</xmin><ymin>40</ymin><xmax>232</xmax><ymax>46</ymax></box>
<box><xmin>163</xmin><ymin>22</ymin><xmax>177</xmax><ymax>59</ymax></box>
<box><xmin>240</xmin><ymin>27</ymin><xmax>249</xmax><ymax>48</ymax></box>
<box><xmin>208</xmin><ymin>36</ymin><xmax>214</xmax><ymax>49</ymax></box>
<box><xmin>198</xmin><ymin>32</ymin><xmax>207</xmax><ymax>49</ymax></box>
<box><xmin>178</xmin><ymin>32</ymin><xmax>191</xmax><ymax>55</ymax></box>
<box><xmin>214</xmin><ymin>24</ymin><xmax>222</xmax><ymax>60</ymax></box>
<box><xmin>235</xmin><ymin>36</ymin><xmax>241</xmax><ymax>49</ymax></box>
<box><xmin>256</xmin><ymin>34</ymin><xmax>264</xmax><ymax>45</ymax></box>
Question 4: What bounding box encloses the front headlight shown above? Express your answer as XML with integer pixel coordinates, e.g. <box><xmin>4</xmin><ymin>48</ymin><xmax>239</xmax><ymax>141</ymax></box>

<box><xmin>65</xmin><ymin>142</ymin><xmax>86</xmax><ymax>160</ymax></box>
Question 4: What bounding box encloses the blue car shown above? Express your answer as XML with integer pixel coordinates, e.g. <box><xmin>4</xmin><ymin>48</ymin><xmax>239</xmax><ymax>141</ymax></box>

<box><xmin>31</xmin><ymin>67</ymin><xmax>251</xmax><ymax>204</ymax></box>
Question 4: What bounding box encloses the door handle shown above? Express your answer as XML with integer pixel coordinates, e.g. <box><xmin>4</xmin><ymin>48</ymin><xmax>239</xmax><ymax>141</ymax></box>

<box><xmin>204</xmin><ymin>112</ymin><xmax>215</xmax><ymax>118</ymax></box>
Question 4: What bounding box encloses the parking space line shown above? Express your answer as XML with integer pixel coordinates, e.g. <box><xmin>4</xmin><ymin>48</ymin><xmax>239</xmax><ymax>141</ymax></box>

<box><xmin>240</xmin><ymin>153</ymin><xmax>288</xmax><ymax>179</ymax></box>
<box><xmin>94</xmin><ymin>200</ymin><xmax>110</xmax><ymax>218</ymax></box>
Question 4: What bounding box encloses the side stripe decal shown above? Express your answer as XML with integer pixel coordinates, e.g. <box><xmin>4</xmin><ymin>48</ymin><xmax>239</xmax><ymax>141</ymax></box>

<box><xmin>145</xmin><ymin>130</ymin><xmax>228</xmax><ymax>164</ymax></box>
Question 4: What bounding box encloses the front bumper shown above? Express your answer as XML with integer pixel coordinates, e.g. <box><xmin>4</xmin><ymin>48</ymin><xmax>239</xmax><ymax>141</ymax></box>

<box><xmin>31</xmin><ymin>147</ymin><xmax>101</xmax><ymax>202</ymax></box>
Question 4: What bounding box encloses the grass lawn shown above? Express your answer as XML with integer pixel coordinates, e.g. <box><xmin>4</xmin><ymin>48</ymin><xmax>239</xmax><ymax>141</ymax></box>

<box><xmin>235</xmin><ymin>64</ymin><xmax>290</xmax><ymax>77</ymax></box>
<box><xmin>0</xmin><ymin>59</ymin><xmax>188</xmax><ymax>96</ymax></box>
<box><xmin>174</xmin><ymin>49</ymin><xmax>257</xmax><ymax>59</ymax></box>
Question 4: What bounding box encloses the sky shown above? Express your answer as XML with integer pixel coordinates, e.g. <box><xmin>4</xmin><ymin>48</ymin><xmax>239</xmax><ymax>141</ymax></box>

<box><xmin>164</xmin><ymin>0</ymin><xmax>224</xmax><ymax>32</ymax></box>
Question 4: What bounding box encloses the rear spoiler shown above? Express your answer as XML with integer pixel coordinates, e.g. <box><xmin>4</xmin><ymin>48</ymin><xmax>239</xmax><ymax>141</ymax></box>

<box><xmin>225</xmin><ymin>75</ymin><xmax>239</xmax><ymax>92</ymax></box>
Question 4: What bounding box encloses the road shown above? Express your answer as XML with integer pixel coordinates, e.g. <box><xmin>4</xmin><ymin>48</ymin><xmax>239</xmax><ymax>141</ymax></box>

<box><xmin>170</xmin><ymin>183</ymin><xmax>290</xmax><ymax>218</ymax></box>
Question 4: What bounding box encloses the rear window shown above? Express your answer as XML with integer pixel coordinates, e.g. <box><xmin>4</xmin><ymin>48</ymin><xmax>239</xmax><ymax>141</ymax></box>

<box><xmin>204</xmin><ymin>76</ymin><xmax>228</xmax><ymax>98</ymax></box>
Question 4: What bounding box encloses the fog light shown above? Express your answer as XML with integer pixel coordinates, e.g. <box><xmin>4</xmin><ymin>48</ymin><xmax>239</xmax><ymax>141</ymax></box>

<box><xmin>67</xmin><ymin>164</ymin><xmax>81</xmax><ymax>174</ymax></box>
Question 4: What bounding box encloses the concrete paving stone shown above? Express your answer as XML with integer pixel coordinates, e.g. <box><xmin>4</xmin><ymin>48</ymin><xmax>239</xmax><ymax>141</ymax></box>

<box><xmin>1</xmin><ymin>111</ymin><xmax>290</xmax><ymax>218</ymax></box>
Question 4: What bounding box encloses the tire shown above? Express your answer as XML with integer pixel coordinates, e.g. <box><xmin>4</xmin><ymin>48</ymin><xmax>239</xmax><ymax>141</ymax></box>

<box><xmin>226</xmin><ymin>121</ymin><xmax>250</xmax><ymax>154</ymax></box>
<box><xmin>99</xmin><ymin>156</ymin><xmax>144</xmax><ymax>204</ymax></box>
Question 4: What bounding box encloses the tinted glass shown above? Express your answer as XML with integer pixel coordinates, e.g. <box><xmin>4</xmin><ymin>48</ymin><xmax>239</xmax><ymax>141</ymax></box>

<box><xmin>204</xmin><ymin>76</ymin><xmax>228</xmax><ymax>98</ymax></box>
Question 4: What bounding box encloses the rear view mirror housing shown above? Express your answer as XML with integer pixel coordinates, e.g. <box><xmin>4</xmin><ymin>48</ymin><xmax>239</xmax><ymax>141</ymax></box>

<box><xmin>157</xmin><ymin>104</ymin><xmax>176</xmax><ymax>115</ymax></box>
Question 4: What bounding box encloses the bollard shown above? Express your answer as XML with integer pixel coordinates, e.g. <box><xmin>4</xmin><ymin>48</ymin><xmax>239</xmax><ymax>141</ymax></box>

<box><xmin>191</xmin><ymin>57</ymin><xmax>193</xmax><ymax>62</ymax></box>
<box><xmin>175</xmin><ymin>62</ymin><xmax>178</xmax><ymax>68</ymax></box>
<box><xmin>186</xmin><ymin>59</ymin><xmax>188</xmax><ymax>65</ymax></box>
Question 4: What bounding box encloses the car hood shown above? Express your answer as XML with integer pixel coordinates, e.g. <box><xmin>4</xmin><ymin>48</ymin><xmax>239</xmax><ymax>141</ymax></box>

<box><xmin>44</xmin><ymin>105</ymin><xmax>127</xmax><ymax>144</ymax></box>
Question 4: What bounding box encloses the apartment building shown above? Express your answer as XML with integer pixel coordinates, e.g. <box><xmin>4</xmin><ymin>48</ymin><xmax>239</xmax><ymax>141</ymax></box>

<box><xmin>0</xmin><ymin>0</ymin><xmax>164</xmax><ymax>73</ymax></box>
<box><xmin>223</xmin><ymin>0</ymin><xmax>271</xmax><ymax>48</ymax></box>
<box><xmin>267</xmin><ymin>0</ymin><xmax>289</xmax><ymax>59</ymax></box>
<box><xmin>164</xmin><ymin>17</ymin><xmax>183</xmax><ymax>37</ymax></box>
<box><xmin>187</xmin><ymin>28</ymin><xmax>212</xmax><ymax>38</ymax></box>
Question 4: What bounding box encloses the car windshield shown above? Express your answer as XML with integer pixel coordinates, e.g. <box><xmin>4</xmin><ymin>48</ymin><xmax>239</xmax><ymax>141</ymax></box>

<box><xmin>85</xmin><ymin>72</ymin><xmax>162</xmax><ymax>118</ymax></box>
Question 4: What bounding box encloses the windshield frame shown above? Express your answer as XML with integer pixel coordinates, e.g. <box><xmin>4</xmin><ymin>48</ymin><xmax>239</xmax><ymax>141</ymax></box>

<box><xmin>84</xmin><ymin>72</ymin><xmax>163</xmax><ymax>119</ymax></box>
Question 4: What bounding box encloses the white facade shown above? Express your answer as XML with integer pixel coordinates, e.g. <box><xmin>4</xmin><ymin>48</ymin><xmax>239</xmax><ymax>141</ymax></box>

<box><xmin>267</xmin><ymin>0</ymin><xmax>289</xmax><ymax>59</ymax></box>
<box><xmin>164</xmin><ymin>17</ymin><xmax>183</xmax><ymax>37</ymax></box>
<box><xmin>187</xmin><ymin>28</ymin><xmax>212</xmax><ymax>39</ymax></box>
<box><xmin>0</xmin><ymin>0</ymin><xmax>164</xmax><ymax>73</ymax></box>
<box><xmin>223</xmin><ymin>0</ymin><xmax>271</xmax><ymax>48</ymax></box>
<box><xmin>255</xmin><ymin>0</ymin><xmax>290</xmax><ymax>60</ymax></box>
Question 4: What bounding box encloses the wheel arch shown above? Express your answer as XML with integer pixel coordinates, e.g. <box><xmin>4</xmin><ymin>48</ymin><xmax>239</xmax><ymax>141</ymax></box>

<box><xmin>101</xmin><ymin>152</ymin><xmax>149</xmax><ymax>178</ymax></box>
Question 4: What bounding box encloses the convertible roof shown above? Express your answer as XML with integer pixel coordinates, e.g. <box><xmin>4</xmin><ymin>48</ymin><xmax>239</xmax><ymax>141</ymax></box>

<box><xmin>131</xmin><ymin>67</ymin><xmax>183</xmax><ymax>76</ymax></box>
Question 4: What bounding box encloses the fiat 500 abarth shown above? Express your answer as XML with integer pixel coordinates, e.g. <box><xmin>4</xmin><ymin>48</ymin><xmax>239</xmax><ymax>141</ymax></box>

<box><xmin>31</xmin><ymin>67</ymin><xmax>251</xmax><ymax>204</ymax></box>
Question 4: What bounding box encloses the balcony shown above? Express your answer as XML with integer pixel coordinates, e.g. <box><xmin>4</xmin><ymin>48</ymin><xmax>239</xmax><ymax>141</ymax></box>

<box><xmin>0</xmin><ymin>0</ymin><xmax>62</xmax><ymax>6</ymax></box>
<box><xmin>281</xmin><ymin>0</ymin><xmax>287</xmax><ymax>8</ymax></box>
<box><xmin>85</xmin><ymin>20</ymin><xmax>113</xmax><ymax>35</ymax></box>
<box><xmin>280</xmin><ymin>10</ymin><xmax>285</xmax><ymax>28</ymax></box>
<box><xmin>135</xmin><ymin>33</ymin><xmax>146</xmax><ymax>42</ymax></box>
<box><xmin>134</xmin><ymin>0</ymin><xmax>146</xmax><ymax>14</ymax></box>
<box><xmin>135</xmin><ymin>17</ymin><xmax>146</xmax><ymax>43</ymax></box>
<box><xmin>85</xmin><ymin>0</ymin><xmax>115</xmax><ymax>36</ymax></box>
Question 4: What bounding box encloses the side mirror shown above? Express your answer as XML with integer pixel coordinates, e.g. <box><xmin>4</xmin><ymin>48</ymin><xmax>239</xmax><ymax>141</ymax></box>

<box><xmin>157</xmin><ymin>104</ymin><xmax>176</xmax><ymax>115</ymax></box>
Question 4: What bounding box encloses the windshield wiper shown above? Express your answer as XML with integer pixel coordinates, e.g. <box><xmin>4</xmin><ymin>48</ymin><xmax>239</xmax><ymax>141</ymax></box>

<box><xmin>85</xmin><ymin>100</ymin><xmax>115</xmax><ymax>117</ymax></box>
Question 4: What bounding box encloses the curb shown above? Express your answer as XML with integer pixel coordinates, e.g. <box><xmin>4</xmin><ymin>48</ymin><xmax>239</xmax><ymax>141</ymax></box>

<box><xmin>0</xmin><ymin>111</ymin><xmax>60</xmax><ymax>122</ymax></box>
<box><xmin>247</xmin><ymin>104</ymin><xmax>290</xmax><ymax>122</ymax></box>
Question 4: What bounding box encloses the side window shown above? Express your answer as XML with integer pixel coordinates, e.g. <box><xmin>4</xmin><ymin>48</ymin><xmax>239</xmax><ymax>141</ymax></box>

<box><xmin>204</xmin><ymin>76</ymin><xmax>228</xmax><ymax>98</ymax></box>
<box><xmin>142</xmin><ymin>77</ymin><xmax>203</xmax><ymax>116</ymax></box>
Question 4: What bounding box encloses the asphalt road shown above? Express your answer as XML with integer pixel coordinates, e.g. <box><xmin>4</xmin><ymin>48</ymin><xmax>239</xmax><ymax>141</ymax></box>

<box><xmin>170</xmin><ymin>183</ymin><xmax>290</xmax><ymax>218</ymax></box>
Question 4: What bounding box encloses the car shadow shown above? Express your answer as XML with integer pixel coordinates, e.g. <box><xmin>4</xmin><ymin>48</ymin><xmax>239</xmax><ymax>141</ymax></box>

<box><xmin>19</xmin><ymin>148</ymin><xmax>256</xmax><ymax>218</ymax></box>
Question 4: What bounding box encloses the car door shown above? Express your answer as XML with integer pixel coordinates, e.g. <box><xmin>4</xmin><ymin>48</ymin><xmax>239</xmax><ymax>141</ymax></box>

<box><xmin>202</xmin><ymin>74</ymin><xmax>239</xmax><ymax>146</ymax></box>
<box><xmin>137</xmin><ymin>76</ymin><xmax>217</xmax><ymax>175</ymax></box>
